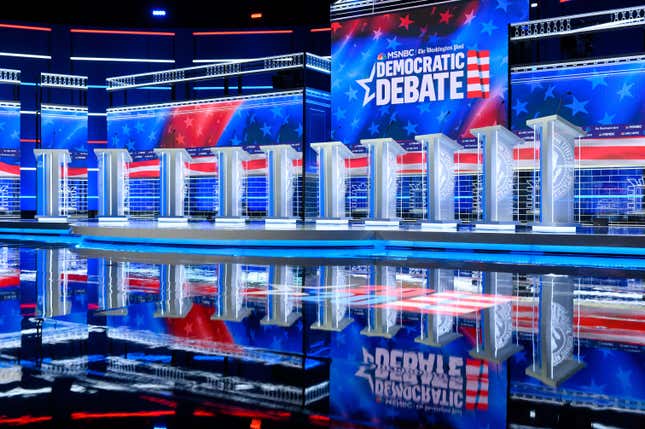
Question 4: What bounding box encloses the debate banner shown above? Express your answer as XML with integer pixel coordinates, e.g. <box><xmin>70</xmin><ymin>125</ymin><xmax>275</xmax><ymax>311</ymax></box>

<box><xmin>331</xmin><ymin>0</ymin><xmax>528</xmax><ymax>149</ymax></box>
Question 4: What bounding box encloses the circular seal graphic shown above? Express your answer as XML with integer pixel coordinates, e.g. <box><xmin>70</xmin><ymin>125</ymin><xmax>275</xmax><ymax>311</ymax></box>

<box><xmin>496</xmin><ymin>142</ymin><xmax>514</xmax><ymax>200</ymax></box>
<box><xmin>438</xmin><ymin>150</ymin><xmax>454</xmax><ymax>200</ymax></box>
<box><xmin>550</xmin><ymin>302</ymin><xmax>573</xmax><ymax>366</ymax></box>
<box><xmin>436</xmin><ymin>314</ymin><xmax>454</xmax><ymax>337</ymax></box>
<box><xmin>551</xmin><ymin>136</ymin><xmax>575</xmax><ymax>200</ymax></box>
<box><xmin>494</xmin><ymin>302</ymin><xmax>512</xmax><ymax>350</ymax></box>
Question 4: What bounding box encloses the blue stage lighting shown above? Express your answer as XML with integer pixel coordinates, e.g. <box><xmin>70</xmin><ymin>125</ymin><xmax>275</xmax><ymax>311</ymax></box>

<box><xmin>152</xmin><ymin>9</ymin><xmax>167</xmax><ymax>17</ymax></box>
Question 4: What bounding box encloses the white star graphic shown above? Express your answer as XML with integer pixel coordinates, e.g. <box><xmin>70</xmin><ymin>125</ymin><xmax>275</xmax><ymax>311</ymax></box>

<box><xmin>356</xmin><ymin>65</ymin><xmax>376</xmax><ymax>107</ymax></box>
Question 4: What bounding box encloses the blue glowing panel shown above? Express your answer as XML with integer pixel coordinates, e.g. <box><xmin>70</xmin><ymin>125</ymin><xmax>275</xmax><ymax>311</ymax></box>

<box><xmin>40</xmin><ymin>107</ymin><xmax>88</xmax><ymax>168</ymax></box>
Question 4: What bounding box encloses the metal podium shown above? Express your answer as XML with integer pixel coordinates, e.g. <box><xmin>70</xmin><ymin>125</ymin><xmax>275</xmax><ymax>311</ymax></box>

<box><xmin>311</xmin><ymin>141</ymin><xmax>353</xmax><ymax>225</ymax></box>
<box><xmin>415</xmin><ymin>268</ymin><xmax>461</xmax><ymax>346</ymax></box>
<box><xmin>525</xmin><ymin>274</ymin><xmax>584</xmax><ymax>387</ymax></box>
<box><xmin>154</xmin><ymin>148</ymin><xmax>192</xmax><ymax>223</ymax></box>
<box><xmin>211</xmin><ymin>147</ymin><xmax>249</xmax><ymax>224</ymax></box>
<box><xmin>360</xmin><ymin>265</ymin><xmax>401</xmax><ymax>338</ymax></box>
<box><xmin>154</xmin><ymin>264</ymin><xmax>192</xmax><ymax>318</ymax></box>
<box><xmin>470</xmin><ymin>125</ymin><xmax>523</xmax><ymax>231</ymax></box>
<box><xmin>415</xmin><ymin>133</ymin><xmax>461</xmax><ymax>229</ymax></box>
<box><xmin>261</xmin><ymin>265</ymin><xmax>301</xmax><ymax>327</ymax></box>
<box><xmin>97</xmin><ymin>258</ymin><xmax>128</xmax><ymax>315</ymax></box>
<box><xmin>526</xmin><ymin>115</ymin><xmax>585</xmax><ymax>232</ymax></box>
<box><xmin>37</xmin><ymin>248</ymin><xmax>71</xmax><ymax>318</ymax></box>
<box><xmin>34</xmin><ymin>149</ymin><xmax>71</xmax><ymax>223</ymax></box>
<box><xmin>211</xmin><ymin>263</ymin><xmax>250</xmax><ymax>322</ymax></box>
<box><xmin>360</xmin><ymin>138</ymin><xmax>406</xmax><ymax>227</ymax></box>
<box><xmin>261</xmin><ymin>144</ymin><xmax>300</xmax><ymax>225</ymax></box>
<box><xmin>469</xmin><ymin>272</ymin><xmax>522</xmax><ymax>363</ymax></box>
<box><xmin>95</xmin><ymin>148</ymin><xmax>131</xmax><ymax>223</ymax></box>
<box><xmin>310</xmin><ymin>266</ymin><xmax>353</xmax><ymax>331</ymax></box>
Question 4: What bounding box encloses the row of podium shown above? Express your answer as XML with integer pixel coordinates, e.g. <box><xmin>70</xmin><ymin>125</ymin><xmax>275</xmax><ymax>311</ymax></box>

<box><xmin>34</xmin><ymin>114</ymin><xmax>584</xmax><ymax>231</ymax></box>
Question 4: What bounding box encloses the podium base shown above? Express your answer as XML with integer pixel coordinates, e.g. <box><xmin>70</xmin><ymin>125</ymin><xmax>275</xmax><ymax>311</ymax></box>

<box><xmin>421</xmin><ymin>221</ymin><xmax>457</xmax><ymax>231</ymax></box>
<box><xmin>475</xmin><ymin>222</ymin><xmax>516</xmax><ymax>232</ymax></box>
<box><xmin>310</xmin><ymin>317</ymin><xmax>354</xmax><ymax>332</ymax></box>
<box><xmin>414</xmin><ymin>332</ymin><xmax>461</xmax><ymax>347</ymax></box>
<box><xmin>214</xmin><ymin>217</ymin><xmax>247</xmax><ymax>225</ymax></box>
<box><xmin>469</xmin><ymin>344</ymin><xmax>523</xmax><ymax>364</ymax></box>
<box><xmin>360</xmin><ymin>324</ymin><xmax>401</xmax><ymax>339</ymax></box>
<box><xmin>525</xmin><ymin>359</ymin><xmax>586</xmax><ymax>387</ymax></box>
<box><xmin>364</xmin><ymin>219</ymin><xmax>400</xmax><ymax>229</ymax></box>
<box><xmin>98</xmin><ymin>216</ymin><xmax>129</xmax><ymax>225</ymax></box>
<box><xmin>36</xmin><ymin>216</ymin><xmax>68</xmax><ymax>223</ymax></box>
<box><xmin>260</xmin><ymin>312</ymin><xmax>301</xmax><ymax>327</ymax></box>
<box><xmin>211</xmin><ymin>308</ymin><xmax>251</xmax><ymax>322</ymax></box>
<box><xmin>315</xmin><ymin>218</ymin><xmax>349</xmax><ymax>230</ymax></box>
<box><xmin>530</xmin><ymin>224</ymin><xmax>577</xmax><ymax>234</ymax></box>
<box><xmin>265</xmin><ymin>218</ymin><xmax>298</xmax><ymax>229</ymax></box>
<box><xmin>157</xmin><ymin>216</ymin><xmax>189</xmax><ymax>224</ymax></box>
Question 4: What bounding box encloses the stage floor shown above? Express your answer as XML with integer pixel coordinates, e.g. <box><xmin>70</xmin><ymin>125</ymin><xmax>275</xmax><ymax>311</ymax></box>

<box><xmin>68</xmin><ymin>219</ymin><xmax>645</xmax><ymax>262</ymax></box>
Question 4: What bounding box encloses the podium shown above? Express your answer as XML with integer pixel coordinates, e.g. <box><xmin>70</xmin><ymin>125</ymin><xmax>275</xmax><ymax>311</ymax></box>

<box><xmin>37</xmin><ymin>248</ymin><xmax>71</xmax><ymax>318</ymax></box>
<box><xmin>154</xmin><ymin>264</ymin><xmax>192</xmax><ymax>318</ymax></box>
<box><xmin>260</xmin><ymin>144</ymin><xmax>300</xmax><ymax>225</ymax></box>
<box><xmin>470</xmin><ymin>126</ymin><xmax>523</xmax><ymax>230</ymax></box>
<box><xmin>310</xmin><ymin>266</ymin><xmax>353</xmax><ymax>331</ymax></box>
<box><xmin>97</xmin><ymin>258</ymin><xmax>128</xmax><ymax>315</ymax></box>
<box><xmin>526</xmin><ymin>115</ymin><xmax>585</xmax><ymax>232</ymax></box>
<box><xmin>360</xmin><ymin>138</ymin><xmax>406</xmax><ymax>226</ymax></box>
<box><xmin>261</xmin><ymin>265</ymin><xmax>301</xmax><ymax>327</ymax></box>
<box><xmin>415</xmin><ymin>134</ymin><xmax>461</xmax><ymax>230</ymax></box>
<box><xmin>360</xmin><ymin>265</ymin><xmax>401</xmax><ymax>338</ymax></box>
<box><xmin>415</xmin><ymin>269</ymin><xmax>461</xmax><ymax>346</ymax></box>
<box><xmin>34</xmin><ymin>149</ymin><xmax>71</xmax><ymax>223</ymax></box>
<box><xmin>95</xmin><ymin>149</ymin><xmax>131</xmax><ymax>223</ymax></box>
<box><xmin>154</xmin><ymin>148</ymin><xmax>192</xmax><ymax>223</ymax></box>
<box><xmin>311</xmin><ymin>141</ymin><xmax>353</xmax><ymax>225</ymax></box>
<box><xmin>525</xmin><ymin>274</ymin><xmax>584</xmax><ymax>386</ymax></box>
<box><xmin>469</xmin><ymin>272</ymin><xmax>522</xmax><ymax>363</ymax></box>
<box><xmin>211</xmin><ymin>147</ymin><xmax>249</xmax><ymax>224</ymax></box>
<box><xmin>211</xmin><ymin>263</ymin><xmax>250</xmax><ymax>322</ymax></box>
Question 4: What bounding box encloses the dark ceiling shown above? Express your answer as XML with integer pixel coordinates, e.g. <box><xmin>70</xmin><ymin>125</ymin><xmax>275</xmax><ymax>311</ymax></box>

<box><xmin>0</xmin><ymin>1</ymin><xmax>335</xmax><ymax>29</ymax></box>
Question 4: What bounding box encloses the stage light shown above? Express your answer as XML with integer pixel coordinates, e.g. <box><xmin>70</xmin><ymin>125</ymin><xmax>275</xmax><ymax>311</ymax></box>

<box><xmin>152</xmin><ymin>9</ymin><xmax>167</xmax><ymax>17</ymax></box>
<box><xmin>530</xmin><ymin>2</ymin><xmax>538</xmax><ymax>7</ymax></box>
<box><xmin>250</xmin><ymin>12</ymin><xmax>263</xmax><ymax>19</ymax></box>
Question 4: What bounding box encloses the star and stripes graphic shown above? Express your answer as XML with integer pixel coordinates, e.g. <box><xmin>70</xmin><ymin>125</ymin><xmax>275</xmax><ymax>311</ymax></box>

<box><xmin>467</xmin><ymin>50</ymin><xmax>490</xmax><ymax>99</ymax></box>
<box><xmin>465</xmin><ymin>358</ymin><xmax>489</xmax><ymax>410</ymax></box>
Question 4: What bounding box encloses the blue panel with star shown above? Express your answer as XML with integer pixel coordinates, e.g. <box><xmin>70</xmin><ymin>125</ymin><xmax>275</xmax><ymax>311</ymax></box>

<box><xmin>41</xmin><ymin>107</ymin><xmax>89</xmax><ymax>168</ymax></box>
<box><xmin>511</xmin><ymin>59</ymin><xmax>645</xmax><ymax>135</ymax></box>
<box><xmin>0</xmin><ymin>103</ymin><xmax>20</xmax><ymax>165</ymax></box>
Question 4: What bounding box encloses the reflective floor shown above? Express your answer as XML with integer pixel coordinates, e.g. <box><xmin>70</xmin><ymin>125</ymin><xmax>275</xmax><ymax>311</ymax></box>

<box><xmin>0</xmin><ymin>243</ymin><xmax>643</xmax><ymax>428</ymax></box>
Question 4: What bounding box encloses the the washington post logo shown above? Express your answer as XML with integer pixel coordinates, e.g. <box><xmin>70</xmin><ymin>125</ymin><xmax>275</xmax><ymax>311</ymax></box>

<box><xmin>356</xmin><ymin>48</ymin><xmax>491</xmax><ymax>107</ymax></box>
<box><xmin>355</xmin><ymin>346</ymin><xmax>489</xmax><ymax>413</ymax></box>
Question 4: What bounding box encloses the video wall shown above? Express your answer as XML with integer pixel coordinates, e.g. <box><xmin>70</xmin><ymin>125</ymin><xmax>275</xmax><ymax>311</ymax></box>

<box><xmin>106</xmin><ymin>89</ymin><xmax>330</xmax><ymax>217</ymax></box>
<box><xmin>0</xmin><ymin>102</ymin><xmax>20</xmax><ymax>215</ymax></box>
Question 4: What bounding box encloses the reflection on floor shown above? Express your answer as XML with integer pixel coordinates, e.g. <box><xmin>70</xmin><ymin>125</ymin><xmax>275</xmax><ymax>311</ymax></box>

<box><xmin>0</xmin><ymin>244</ymin><xmax>643</xmax><ymax>428</ymax></box>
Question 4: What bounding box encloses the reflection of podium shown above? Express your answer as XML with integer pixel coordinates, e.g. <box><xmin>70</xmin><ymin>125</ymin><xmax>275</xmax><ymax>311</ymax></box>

<box><xmin>415</xmin><ymin>134</ymin><xmax>460</xmax><ymax>229</ymax></box>
<box><xmin>526</xmin><ymin>115</ymin><xmax>585</xmax><ymax>232</ymax></box>
<box><xmin>211</xmin><ymin>147</ymin><xmax>249</xmax><ymax>224</ymax></box>
<box><xmin>154</xmin><ymin>148</ymin><xmax>192</xmax><ymax>223</ymax></box>
<box><xmin>310</xmin><ymin>266</ymin><xmax>353</xmax><ymax>331</ymax></box>
<box><xmin>34</xmin><ymin>149</ymin><xmax>71</xmax><ymax>222</ymax></box>
<box><xmin>261</xmin><ymin>265</ymin><xmax>301</xmax><ymax>327</ymax></box>
<box><xmin>261</xmin><ymin>144</ymin><xmax>300</xmax><ymax>224</ymax></box>
<box><xmin>37</xmin><ymin>248</ymin><xmax>70</xmax><ymax>318</ymax></box>
<box><xmin>154</xmin><ymin>264</ymin><xmax>192</xmax><ymax>318</ymax></box>
<box><xmin>360</xmin><ymin>138</ymin><xmax>406</xmax><ymax>226</ymax></box>
<box><xmin>361</xmin><ymin>265</ymin><xmax>400</xmax><ymax>338</ymax></box>
<box><xmin>95</xmin><ymin>149</ymin><xmax>132</xmax><ymax>223</ymax></box>
<box><xmin>211</xmin><ymin>263</ymin><xmax>250</xmax><ymax>322</ymax></box>
<box><xmin>525</xmin><ymin>274</ymin><xmax>584</xmax><ymax>387</ymax></box>
<box><xmin>311</xmin><ymin>141</ymin><xmax>353</xmax><ymax>224</ymax></box>
<box><xmin>415</xmin><ymin>268</ymin><xmax>461</xmax><ymax>346</ymax></box>
<box><xmin>469</xmin><ymin>272</ymin><xmax>522</xmax><ymax>363</ymax></box>
<box><xmin>470</xmin><ymin>126</ymin><xmax>523</xmax><ymax>230</ymax></box>
<box><xmin>97</xmin><ymin>258</ymin><xmax>128</xmax><ymax>316</ymax></box>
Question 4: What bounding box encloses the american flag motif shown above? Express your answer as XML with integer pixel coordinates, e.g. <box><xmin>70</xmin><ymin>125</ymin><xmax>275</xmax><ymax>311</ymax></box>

<box><xmin>467</xmin><ymin>50</ymin><xmax>490</xmax><ymax>99</ymax></box>
<box><xmin>376</xmin><ymin>291</ymin><xmax>511</xmax><ymax>315</ymax></box>
<box><xmin>465</xmin><ymin>358</ymin><xmax>489</xmax><ymax>410</ymax></box>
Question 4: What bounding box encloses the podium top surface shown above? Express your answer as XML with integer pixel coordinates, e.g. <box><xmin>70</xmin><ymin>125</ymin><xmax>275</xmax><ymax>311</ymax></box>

<box><xmin>470</xmin><ymin>125</ymin><xmax>524</xmax><ymax>144</ymax></box>
<box><xmin>359</xmin><ymin>137</ymin><xmax>406</xmax><ymax>155</ymax></box>
<box><xmin>210</xmin><ymin>146</ymin><xmax>251</xmax><ymax>159</ymax></box>
<box><xmin>93</xmin><ymin>148</ymin><xmax>133</xmax><ymax>161</ymax></box>
<box><xmin>414</xmin><ymin>133</ymin><xmax>461</xmax><ymax>150</ymax></box>
<box><xmin>259</xmin><ymin>144</ymin><xmax>300</xmax><ymax>157</ymax></box>
<box><xmin>310</xmin><ymin>141</ymin><xmax>354</xmax><ymax>157</ymax></box>
<box><xmin>525</xmin><ymin>114</ymin><xmax>586</xmax><ymax>138</ymax></box>
<box><xmin>153</xmin><ymin>147</ymin><xmax>193</xmax><ymax>161</ymax></box>
<box><xmin>33</xmin><ymin>148</ymin><xmax>71</xmax><ymax>160</ymax></box>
